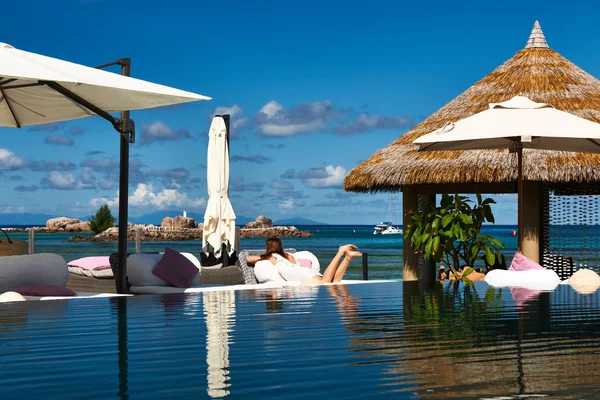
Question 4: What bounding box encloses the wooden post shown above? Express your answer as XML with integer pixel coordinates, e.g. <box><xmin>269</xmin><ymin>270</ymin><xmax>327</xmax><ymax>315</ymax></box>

<box><xmin>28</xmin><ymin>228</ymin><xmax>34</xmax><ymax>255</ymax></box>
<box><xmin>135</xmin><ymin>228</ymin><xmax>141</xmax><ymax>253</ymax></box>
<box><xmin>402</xmin><ymin>186</ymin><xmax>419</xmax><ymax>281</ymax></box>
<box><xmin>362</xmin><ymin>253</ymin><xmax>369</xmax><ymax>280</ymax></box>
<box><xmin>521</xmin><ymin>181</ymin><xmax>542</xmax><ymax>263</ymax></box>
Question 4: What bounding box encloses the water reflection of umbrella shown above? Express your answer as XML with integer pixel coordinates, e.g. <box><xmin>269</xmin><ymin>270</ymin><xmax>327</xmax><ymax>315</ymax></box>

<box><xmin>203</xmin><ymin>116</ymin><xmax>236</xmax><ymax>260</ymax></box>
<box><xmin>0</xmin><ymin>43</ymin><xmax>210</xmax><ymax>293</ymax></box>
<box><xmin>510</xmin><ymin>286</ymin><xmax>543</xmax><ymax>395</ymax></box>
<box><xmin>203</xmin><ymin>290</ymin><xmax>235</xmax><ymax>398</ymax></box>
<box><xmin>413</xmin><ymin>95</ymin><xmax>600</xmax><ymax>249</ymax></box>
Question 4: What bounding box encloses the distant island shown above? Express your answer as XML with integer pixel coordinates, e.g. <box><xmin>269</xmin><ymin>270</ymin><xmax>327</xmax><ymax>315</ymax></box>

<box><xmin>273</xmin><ymin>217</ymin><xmax>328</xmax><ymax>226</ymax></box>
<box><xmin>0</xmin><ymin>211</ymin><xmax>328</xmax><ymax>227</ymax></box>
<box><xmin>60</xmin><ymin>215</ymin><xmax>313</xmax><ymax>242</ymax></box>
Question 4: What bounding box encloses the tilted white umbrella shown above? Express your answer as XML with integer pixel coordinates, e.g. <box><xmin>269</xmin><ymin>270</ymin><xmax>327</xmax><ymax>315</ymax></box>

<box><xmin>0</xmin><ymin>42</ymin><xmax>209</xmax><ymax>126</ymax></box>
<box><xmin>0</xmin><ymin>42</ymin><xmax>210</xmax><ymax>293</ymax></box>
<box><xmin>413</xmin><ymin>95</ymin><xmax>600</xmax><ymax>247</ymax></box>
<box><xmin>203</xmin><ymin>116</ymin><xmax>236</xmax><ymax>258</ymax></box>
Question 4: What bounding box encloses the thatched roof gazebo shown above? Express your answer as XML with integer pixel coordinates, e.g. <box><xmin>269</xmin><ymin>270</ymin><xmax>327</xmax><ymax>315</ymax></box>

<box><xmin>344</xmin><ymin>21</ymin><xmax>600</xmax><ymax>280</ymax></box>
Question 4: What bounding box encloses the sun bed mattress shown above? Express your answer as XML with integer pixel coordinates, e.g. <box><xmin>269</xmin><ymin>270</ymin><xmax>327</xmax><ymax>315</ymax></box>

<box><xmin>68</xmin><ymin>266</ymin><xmax>114</xmax><ymax>279</ymax></box>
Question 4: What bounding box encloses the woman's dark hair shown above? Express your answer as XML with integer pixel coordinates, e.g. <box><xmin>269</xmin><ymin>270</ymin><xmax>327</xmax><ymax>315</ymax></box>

<box><xmin>437</xmin><ymin>266</ymin><xmax>446</xmax><ymax>280</ymax></box>
<box><xmin>261</xmin><ymin>238</ymin><xmax>286</xmax><ymax>260</ymax></box>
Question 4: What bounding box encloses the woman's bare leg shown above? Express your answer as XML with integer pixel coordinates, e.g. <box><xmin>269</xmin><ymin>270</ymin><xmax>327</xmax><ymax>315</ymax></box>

<box><xmin>321</xmin><ymin>245</ymin><xmax>359</xmax><ymax>283</ymax></box>
<box><xmin>321</xmin><ymin>248</ymin><xmax>346</xmax><ymax>283</ymax></box>
<box><xmin>333</xmin><ymin>251</ymin><xmax>362</xmax><ymax>282</ymax></box>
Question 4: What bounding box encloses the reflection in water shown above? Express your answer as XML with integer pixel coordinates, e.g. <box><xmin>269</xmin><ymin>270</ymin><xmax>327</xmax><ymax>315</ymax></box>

<box><xmin>115</xmin><ymin>297</ymin><xmax>129</xmax><ymax>400</ymax></box>
<box><xmin>4</xmin><ymin>283</ymin><xmax>600</xmax><ymax>398</ymax></box>
<box><xmin>204</xmin><ymin>291</ymin><xmax>235</xmax><ymax>398</ymax></box>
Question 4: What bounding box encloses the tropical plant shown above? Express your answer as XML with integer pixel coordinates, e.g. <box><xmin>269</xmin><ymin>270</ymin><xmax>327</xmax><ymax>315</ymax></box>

<box><xmin>88</xmin><ymin>204</ymin><xmax>116</xmax><ymax>234</ymax></box>
<box><xmin>404</xmin><ymin>193</ymin><xmax>505</xmax><ymax>278</ymax></box>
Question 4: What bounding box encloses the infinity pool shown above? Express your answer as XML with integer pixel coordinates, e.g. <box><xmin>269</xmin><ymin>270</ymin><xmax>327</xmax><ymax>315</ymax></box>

<box><xmin>1</xmin><ymin>281</ymin><xmax>600</xmax><ymax>399</ymax></box>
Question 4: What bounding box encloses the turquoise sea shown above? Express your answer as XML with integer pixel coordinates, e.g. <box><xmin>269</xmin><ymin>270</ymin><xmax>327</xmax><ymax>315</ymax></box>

<box><xmin>1</xmin><ymin>224</ymin><xmax>523</xmax><ymax>280</ymax></box>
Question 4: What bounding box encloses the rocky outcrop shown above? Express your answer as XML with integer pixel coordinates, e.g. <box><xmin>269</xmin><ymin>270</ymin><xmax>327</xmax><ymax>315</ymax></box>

<box><xmin>45</xmin><ymin>217</ymin><xmax>91</xmax><ymax>232</ymax></box>
<box><xmin>243</xmin><ymin>215</ymin><xmax>273</xmax><ymax>229</ymax></box>
<box><xmin>240</xmin><ymin>226</ymin><xmax>312</xmax><ymax>238</ymax></box>
<box><xmin>161</xmin><ymin>216</ymin><xmax>197</xmax><ymax>229</ymax></box>
<box><xmin>66</xmin><ymin>221</ymin><xmax>91</xmax><ymax>232</ymax></box>
<box><xmin>68</xmin><ymin>226</ymin><xmax>203</xmax><ymax>242</ymax></box>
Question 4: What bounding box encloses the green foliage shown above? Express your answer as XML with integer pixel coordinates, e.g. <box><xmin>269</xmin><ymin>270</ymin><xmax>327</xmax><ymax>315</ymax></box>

<box><xmin>88</xmin><ymin>204</ymin><xmax>116</xmax><ymax>234</ymax></box>
<box><xmin>404</xmin><ymin>193</ymin><xmax>505</xmax><ymax>273</ymax></box>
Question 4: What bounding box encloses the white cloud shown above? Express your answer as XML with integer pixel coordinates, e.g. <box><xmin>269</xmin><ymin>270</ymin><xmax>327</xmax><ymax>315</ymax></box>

<box><xmin>0</xmin><ymin>205</ymin><xmax>25</xmax><ymax>214</ymax></box>
<box><xmin>91</xmin><ymin>183</ymin><xmax>207</xmax><ymax>210</ymax></box>
<box><xmin>279</xmin><ymin>198</ymin><xmax>306</xmax><ymax>210</ymax></box>
<box><xmin>139</xmin><ymin>121</ymin><xmax>191</xmax><ymax>145</ymax></box>
<box><xmin>214</xmin><ymin>104</ymin><xmax>244</xmax><ymax>117</ymax></box>
<box><xmin>256</xmin><ymin>100</ymin><xmax>336</xmax><ymax>136</ymax></box>
<box><xmin>299</xmin><ymin>165</ymin><xmax>347</xmax><ymax>189</ymax></box>
<box><xmin>0</xmin><ymin>148</ymin><xmax>25</xmax><ymax>171</ymax></box>
<box><xmin>44</xmin><ymin>135</ymin><xmax>74</xmax><ymax>146</ymax></box>
<box><xmin>261</xmin><ymin>120</ymin><xmax>325</xmax><ymax>136</ymax></box>
<box><xmin>232</xmin><ymin>117</ymin><xmax>249</xmax><ymax>130</ymax></box>
<box><xmin>336</xmin><ymin>113</ymin><xmax>413</xmax><ymax>135</ymax></box>
<box><xmin>41</xmin><ymin>171</ymin><xmax>96</xmax><ymax>190</ymax></box>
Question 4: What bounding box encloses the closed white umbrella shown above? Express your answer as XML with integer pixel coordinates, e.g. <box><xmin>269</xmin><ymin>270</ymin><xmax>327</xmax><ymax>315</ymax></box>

<box><xmin>413</xmin><ymin>95</ymin><xmax>600</xmax><ymax>247</ymax></box>
<box><xmin>0</xmin><ymin>42</ymin><xmax>210</xmax><ymax>293</ymax></box>
<box><xmin>203</xmin><ymin>116</ymin><xmax>236</xmax><ymax>258</ymax></box>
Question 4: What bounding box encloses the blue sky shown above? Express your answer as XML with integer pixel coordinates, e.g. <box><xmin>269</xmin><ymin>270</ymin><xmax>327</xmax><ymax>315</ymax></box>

<box><xmin>0</xmin><ymin>0</ymin><xmax>599</xmax><ymax>224</ymax></box>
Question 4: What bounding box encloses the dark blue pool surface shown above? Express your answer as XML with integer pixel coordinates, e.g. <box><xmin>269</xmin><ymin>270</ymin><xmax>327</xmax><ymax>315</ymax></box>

<box><xmin>2</xmin><ymin>281</ymin><xmax>600</xmax><ymax>399</ymax></box>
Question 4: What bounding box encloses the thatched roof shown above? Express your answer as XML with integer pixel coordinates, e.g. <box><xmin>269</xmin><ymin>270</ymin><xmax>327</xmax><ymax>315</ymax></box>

<box><xmin>344</xmin><ymin>21</ymin><xmax>600</xmax><ymax>193</ymax></box>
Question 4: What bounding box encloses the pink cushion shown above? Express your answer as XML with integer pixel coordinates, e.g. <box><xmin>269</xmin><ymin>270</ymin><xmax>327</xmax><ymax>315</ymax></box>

<box><xmin>152</xmin><ymin>247</ymin><xmax>199</xmax><ymax>288</ymax></box>
<box><xmin>68</xmin><ymin>256</ymin><xmax>111</xmax><ymax>271</ymax></box>
<box><xmin>509</xmin><ymin>252</ymin><xmax>545</xmax><ymax>271</ymax></box>
<box><xmin>13</xmin><ymin>284</ymin><xmax>76</xmax><ymax>297</ymax></box>
<box><xmin>298</xmin><ymin>259</ymin><xmax>312</xmax><ymax>268</ymax></box>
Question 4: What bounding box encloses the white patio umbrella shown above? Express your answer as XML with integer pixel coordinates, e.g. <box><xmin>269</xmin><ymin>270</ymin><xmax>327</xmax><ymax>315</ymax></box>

<box><xmin>0</xmin><ymin>42</ymin><xmax>210</xmax><ymax>293</ymax></box>
<box><xmin>0</xmin><ymin>42</ymin><xmax>209</xmax><ymax>126</ymax></box>
<box><xmin>203</xmin><ymin>116</ymin><xmax>236</xmax><ymax>258</ymax></box>
<box><xmin>413</xmin><ymin>95</ymin><xmax>600</xmax><ymax>248</ymax></box>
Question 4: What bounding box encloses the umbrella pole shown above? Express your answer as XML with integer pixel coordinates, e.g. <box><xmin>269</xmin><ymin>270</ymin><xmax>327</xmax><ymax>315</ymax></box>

<box><xmin>42</xmin><ymin>67</ymin><xmax>135</xmax><ymax>294</ymax></box>
<box><xmin>117</xmin><ymin>60</ymin><xmax>131</xmax><ymax>294</ymax></box>
<box><xmin>518</xmin><ymin>144</ymin><xmax>523</xmax><ymax>252</ymax></box>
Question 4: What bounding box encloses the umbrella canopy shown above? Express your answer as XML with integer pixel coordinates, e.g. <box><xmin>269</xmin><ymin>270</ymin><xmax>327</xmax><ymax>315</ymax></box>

<box><xmin>203</xmin><ymin>116</ymin><xmax>236</xmax><ymax>257</ymax></box>
<box><xmin>0</xmin><ymin>42</ymin><xmax>210</xmax><ymax>127</ymax></box>
<box><xmin>413</xmin><ymin>96</ymin><xmax>600</xmax><ymax>152</ymax></box>
<box><xmin>344</xmin><ymin>21</ymin><xmax>600</xmax><ymax>193</ymax></box>
<box><xmin>0</xmin><ymin>42</ymin><xmax>210</xmax><ymax>294</ymax></box>
<box><xmin>413</xmin><ymin>95</ymin><xmax>600</xmax><ymax>248</ymax></box>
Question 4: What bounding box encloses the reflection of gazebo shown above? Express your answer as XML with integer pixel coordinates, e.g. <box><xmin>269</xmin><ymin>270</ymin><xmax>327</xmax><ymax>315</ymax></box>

<box><xmin>344</xmin><ymin>21</ymin><xmax>600</xmax><ymax>280</ymax></box>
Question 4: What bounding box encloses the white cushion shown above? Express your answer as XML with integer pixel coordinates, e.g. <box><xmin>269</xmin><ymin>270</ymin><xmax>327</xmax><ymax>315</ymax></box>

<box><xmin>254</xmin><ymin>260</ymin><xmax>287</xmax><ymax>284</ymax></box>
<box><xmin>293</xmin><ymin>251</ymin><xmax>321</xmax><ymax>274</ymax></box>
<box><xmin>485</xmin><ymin>269</ymin><xmax>560</xmax><ymax>291</ymax></box>
<box><xmin>0</xmin><ymin>291</ymin><xmax>26</xmax><ymax>302</ymax></box>
<box><xmin>128</xmin><ymin>253</ymin><xmax>201</xmax><ymax>287</ymax></box>
<box><xmin>0</xmin><ymin>253</ymin><xmax>68</xmax><ymax>292</ymax></box>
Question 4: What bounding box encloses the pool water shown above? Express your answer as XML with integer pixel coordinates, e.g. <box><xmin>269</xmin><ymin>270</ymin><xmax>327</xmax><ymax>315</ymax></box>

<box><xmin>1</xmin><ymin>281</ymin><xmax>600</xmax><ymax>399</ymax></box>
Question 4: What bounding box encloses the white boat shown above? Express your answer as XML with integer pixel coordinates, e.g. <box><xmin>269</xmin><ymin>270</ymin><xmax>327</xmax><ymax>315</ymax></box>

<box><xmin>373</xmin><ymin>195</ymin><xmax>403</xmax><ymax>235</ymax></box>
<box><xmin>373</xmin><ymin>222</ymin><xmax>403</xmax><ymax>235</ymax></box>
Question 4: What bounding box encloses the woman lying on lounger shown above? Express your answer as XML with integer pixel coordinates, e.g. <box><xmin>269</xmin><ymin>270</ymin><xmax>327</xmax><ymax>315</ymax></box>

<box><xmin>246</xmin><ymin>238</ymin><xmax>362</xmax><ymax>285</ymax></box>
